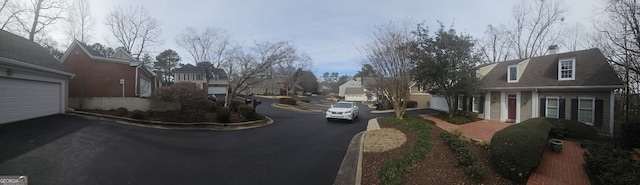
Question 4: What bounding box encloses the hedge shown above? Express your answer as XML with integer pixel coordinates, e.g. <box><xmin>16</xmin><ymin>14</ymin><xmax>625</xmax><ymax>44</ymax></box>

<box><xmin>560</xmin><ymin>119</ymin><xmax>598</xmax><ymax>140</ymax></box>
<box><xmin>583</xmin><ymin>142</ymin><xmax>640</xmax><ymax>185</ymax></box>
<box><xmin>279</xmin><ymin>98</ymin><xmax>297</xmax><ymax>105</ymax></box>
<box><xmin>405</xmin><ymin>101</ymin><xmax>418</xmax><ymax>108</ymax></box>
<box><xmin>619</xmin><ymin>121</ymin><xmax>640</xmax><ymax>149</ymax></box>
<box><xmin>490</xmin><ymin>117</ymin><xmax>551</xmax><ymax>182</ymax></box>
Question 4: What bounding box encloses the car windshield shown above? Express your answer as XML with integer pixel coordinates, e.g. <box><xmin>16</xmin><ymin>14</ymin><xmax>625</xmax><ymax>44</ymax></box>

<box><xmin>333</xmin><ymin>103</ymin><xmax>353</xmax><ymax>108</ymax></box>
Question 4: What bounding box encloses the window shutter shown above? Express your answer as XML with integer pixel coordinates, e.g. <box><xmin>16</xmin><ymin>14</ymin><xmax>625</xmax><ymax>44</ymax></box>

<box><xmin>479</xmin><ymin>96</ymin><xmax>485</xmax><ymax>113</ymax></box>
<box><xmin>462</xmin><ymin>96</ymin><xmax>468</xmax><ymax>111</ymax></box>
<box><xmin>595</xmin><ymin>99</ymin><xmax>604</xmax><ymax>127</ymax></box>
<box><xmin>571</xmin><ymin>99</ymin><xmax>578</xmax><ymax>121</ymax></box>
<box><xmin>454</xmin><ymin>96</ymin><xmax>459</xmax><ymax>112</ymax></box>
<box><xmin>559</xmin><ymin>99</ymin><xmax>566</xmax><ymax>119</ymax></box>
<box><xmin>540</xmin><ymin>98</ymin><xmax>546</xmax><ymax>117</ymax></box>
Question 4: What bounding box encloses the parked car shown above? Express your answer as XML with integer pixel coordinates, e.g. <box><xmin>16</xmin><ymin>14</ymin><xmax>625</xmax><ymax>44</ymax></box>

<box><xmin>326</xmin><ymin>102</ymin><xmax>359</xmax><ymax>121</ymax></box>
<box><xmin>303</xmin><ymin>92</ymin><xmax>312</xmax><ymax>96</ymax></box>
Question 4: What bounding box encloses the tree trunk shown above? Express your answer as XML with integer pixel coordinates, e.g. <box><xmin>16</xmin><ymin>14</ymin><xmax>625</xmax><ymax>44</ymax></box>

<box><xmin>445</xmin><ymin>96</ymin><xmax>455</xmax><ymax>118</ymax></box>
<box><xmin>392</xmin><ymin>99</ymin><xmax>406</xmax><ymax>119</ymax></box>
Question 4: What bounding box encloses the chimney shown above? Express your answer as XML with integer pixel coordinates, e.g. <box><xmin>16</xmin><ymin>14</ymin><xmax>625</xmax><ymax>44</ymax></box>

<box><xmin>547</xmin><ymin>45</ymin><xmax>558</xmax><ymax>55</ymax></box>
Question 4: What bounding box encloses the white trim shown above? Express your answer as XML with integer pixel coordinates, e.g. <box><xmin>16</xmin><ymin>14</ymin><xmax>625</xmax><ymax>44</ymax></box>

<box><xmin>516</xmin><ymin>91</ymin><xmax>521</xmax><ymax>123</ymax></box>
<box><xmin>545</xmin><ymin>96</ymin><xmax>560</xmax><ymax>118</ymax></box>
<box><xmin>508</xmin><ymin>65</ymin><xmax>518</xmax><ymax>83</ymax></box>
<box><xmin>485</xmin><ymin>92</ymin><xmax>491</xmax><ymax>119</ymax></box>
<box><xmin>472</xmin><ymin>96</ymin><xmax>481</xmax><ymax>113</ymax></box>
<box><xmin>558</xmin><ymin>58</ymin><xmax>576</xmax><ymax>81</ymax></box>
<box><xmin>482</xmin><ymin>85</ymin><xmax>624</xmax><ymax>90</ymax></box>
<box><xmin>578</xmin><ymin>97</ymin><xmax>595</xmax><ymax>125</ymax></box>
<box><xmin>532</xmin><ymin>90</ymin><xmax>538</xmax><ymax>118</ymax></box>
<box><xmin>610</xmin><ymin>91</ymin><xmax>615</xmax><ymax>137</ymax></box>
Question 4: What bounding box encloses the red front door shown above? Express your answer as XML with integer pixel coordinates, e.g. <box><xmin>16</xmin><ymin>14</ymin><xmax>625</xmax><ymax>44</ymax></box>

<box><xmin>508</xmin><ymin>97</ymin><xmax>516</xmax><ymax>120</ymax></box>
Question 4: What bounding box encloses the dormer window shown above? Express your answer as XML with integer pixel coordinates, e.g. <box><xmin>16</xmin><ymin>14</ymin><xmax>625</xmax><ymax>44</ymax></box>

<box><xmin>508</xmin><ymin>65</ymin><xmax>518</xmax><ymax>82</ymax></box>
<box><xmin>558</xmin><ymin>58</ymin><xmax>575</xmax><ymax>80</ymax></box>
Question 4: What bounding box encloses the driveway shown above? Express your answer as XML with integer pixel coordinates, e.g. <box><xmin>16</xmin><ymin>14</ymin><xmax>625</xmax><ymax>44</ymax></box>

<box><xmin>0</xmin><ymin>97</ymin><xmax>414</xmax><ymax>185</ymax></box>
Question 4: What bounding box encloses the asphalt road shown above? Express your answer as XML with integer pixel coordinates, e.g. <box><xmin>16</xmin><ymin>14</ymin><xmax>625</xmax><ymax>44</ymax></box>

<box><xmin>0</xmin><ymin>96</ymin><xmax>399</xmax><ymax>185</ymax></box>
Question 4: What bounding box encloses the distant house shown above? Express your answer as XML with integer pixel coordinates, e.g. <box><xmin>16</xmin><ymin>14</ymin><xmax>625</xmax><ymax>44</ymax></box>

<box><xmin>409</xmin><ymin>83</ymin><xmax>431</xmax><ymax>108</ymax></box>
<box><xmin>61</xmin><ymin>40</ymin><xmax>159</xmax><ymax>98</ymax></box>
<box><xmin>440</xmin><ymin>47</ymin><xmax>623</xmax><ymax>136</ymax></box>
<box><xmin>338</xmin><ymin>77</ymin><xmax>377</xmax><ymax>102</ymax></box>
<box><xmin>0</xmin><ymin>30</ymin><xmax>74</xmax><ymax>124</ymax></box>
<box><xmin>172</xmin><ymin>64</ymin><xmax>229</xmax><ymax>96</ymax></box>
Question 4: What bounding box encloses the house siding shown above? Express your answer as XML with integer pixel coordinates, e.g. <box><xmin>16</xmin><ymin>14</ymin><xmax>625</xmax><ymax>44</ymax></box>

<box><xmin>520</xmin><ymin>91</ymin><xmax>532</xmax><ymax>120</ymax></box>
<box><xmin>538</xmin><ymin>90</ymin><xmax>613</xmax><ymax>135</ymax></box>
<box><xmin>490</xmin><ymin>91</ymin><xmax>501</xmax><ymax>120</ymax></box>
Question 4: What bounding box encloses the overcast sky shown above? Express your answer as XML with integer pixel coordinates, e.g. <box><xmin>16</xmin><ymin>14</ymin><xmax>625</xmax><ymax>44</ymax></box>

<box><xmin>53</xmin><ymin>0</ymin><xmax>604</xmax><ymax>77</ymax></box>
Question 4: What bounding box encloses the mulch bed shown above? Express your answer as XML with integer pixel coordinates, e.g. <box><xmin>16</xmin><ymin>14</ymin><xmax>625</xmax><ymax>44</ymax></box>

<box><xmin>362</xmin><ymin>119</ymin><xmax>520</xmax><ymax>185</ymax></box>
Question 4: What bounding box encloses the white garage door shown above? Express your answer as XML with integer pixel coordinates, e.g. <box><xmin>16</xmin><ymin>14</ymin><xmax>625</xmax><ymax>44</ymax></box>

<box><xmin>208</xmin><ymin>86</ymin><xmax>227</xmax><ymax>95</ymax></box>
<box><xmin>0</xmin><ymin>77</ymin><xmax>61</xmax><ymax>124</ymax></box>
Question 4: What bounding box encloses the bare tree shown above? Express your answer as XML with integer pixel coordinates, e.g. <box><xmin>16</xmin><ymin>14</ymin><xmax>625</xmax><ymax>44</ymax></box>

<box><xmin>508</xmin><ymin>0</ymin><xmax>567</xmax><ymax>58</ymax></box>
<box><xmin>64</xmin><ymin>0</ymin><xmax>93</xmax><ymax>43</ymax></box>
<box><xmin>274</xmin><ymin>51</ymin><xmax>313</xmax><ymax>95</ymax></box>
<box><xmin>559</xmin><ymin>22</ymin><xmax>589</xmax><ymax>52</ymax></box>
<box><xmin>14</xmin><ymin>0</ymin><xmax>67</xmax><ymax>41</ymax></box>
<box><xmin>479</xmin><ymin>24</ymin><xmax>512</xmax><ymax>63</ymax></box>
<box><xmin>361</xmin><ymin>21</ymin><xmax>414</xmax><ymax>119</ymax></box>
<box><xmin>225</xmin><ymin>41</ymin><xmax>294</xmax><ymax>108</ymax></box>
<box><xmin>175</xmin><ymin>27</ymin><xmax>231</xmax><ymax>67</ymax></box>
<box><xmin>0</xmin><ymin>0</ymin><xmax>26</xmax><ymax>31</ymax></box>
<box><xmin>105</xmin><ymin>5</ymin><xmax>161</xmax><ymax>60</ymax></box>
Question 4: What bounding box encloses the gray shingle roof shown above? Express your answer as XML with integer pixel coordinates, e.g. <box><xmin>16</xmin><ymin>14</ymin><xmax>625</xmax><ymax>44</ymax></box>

<box><xmin>76</xmin><ymin>41</ymin><xmax>105</xmax><ymax>57</ymax></box>
<box><xmin>212</xmin><ymin>68</ymin><xmax>228</xmax><ymax>79</ymax></box>
<box><xmin>481</xmin><ymin>48</ymin><xmax>623</xmax><ymax>89</ymax></box>
<box><xmin>0</xmin><ymin>30</ymin><xmax>68</xmax><ymax>72</ymax></box>
<box><xmin>173</xmin><ymin>64</ymin><xmax>205</xmax><ymax>73</ymax></box>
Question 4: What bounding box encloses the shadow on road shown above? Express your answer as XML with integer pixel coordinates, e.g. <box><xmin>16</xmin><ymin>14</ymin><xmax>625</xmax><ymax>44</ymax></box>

<box><xmin>0</xmin><ymin>114</ymin><xmax>89</xmax><ymax>163</ymax></box>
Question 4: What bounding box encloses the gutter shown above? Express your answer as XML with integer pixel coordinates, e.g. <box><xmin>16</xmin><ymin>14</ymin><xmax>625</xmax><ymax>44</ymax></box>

<box><xmin>134</xmin><ymin>64</ymin><xmax>141</xmax><ymax>96</ymax></box>
<box><xmin>482</xmin><ymin>85</ymin><xmax>624</xmax><ymax>90</ymax></box>
<box><xmin>0</xmin><ymin>57</ymin><xmax>75</xmax><ymax>77</ymax></box>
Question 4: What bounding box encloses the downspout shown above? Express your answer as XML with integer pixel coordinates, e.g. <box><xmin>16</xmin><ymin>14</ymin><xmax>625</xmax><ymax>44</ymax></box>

<box><xmin>135</xmin><ymin>65</ymin><xmax>141</xmax><ymax>97</ymax></box>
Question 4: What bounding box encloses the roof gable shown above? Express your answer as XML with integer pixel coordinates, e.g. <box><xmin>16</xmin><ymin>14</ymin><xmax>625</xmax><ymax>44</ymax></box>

<box><xmin>481</xmin><ymin>48</ymin><xmax>623</xmax><ymax>89</ymax></box>
<box><xmin>0</xmin><ymin>30</ymin><xmax>69</xmax><ymax>72</ymax></box>
<box><xmin>60</xmin><ymin>40</ymin><xmax>133</xmax><ymax>64</ymax></box>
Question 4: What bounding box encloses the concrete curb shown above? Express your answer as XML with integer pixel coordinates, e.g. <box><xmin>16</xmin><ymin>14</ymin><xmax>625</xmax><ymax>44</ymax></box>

<box><xmin>270</xmin><ymin>103</ymin><xmax>324</xmax><ymax>113</ymax></box>
<box><xmin>68</xmin><ymin>111</ymin><xmax>273</xmax><ymax>131</ymax></box>
<box><xmin>334</xmin><ymin>118</ymin><xmax>380</xmax><ymax>185</ymax></box>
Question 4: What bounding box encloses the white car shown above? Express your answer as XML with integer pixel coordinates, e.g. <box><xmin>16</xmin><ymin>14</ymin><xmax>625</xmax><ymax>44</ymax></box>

<box><xmin>326</xmin><ymin>102</ymin><xmax>359</xmax><ymax>121</ymax></box>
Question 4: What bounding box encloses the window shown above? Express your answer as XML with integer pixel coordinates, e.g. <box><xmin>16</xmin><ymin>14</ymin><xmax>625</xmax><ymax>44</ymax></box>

<box><xmin>457</xmin><ymin>95</ymin><xmax>464</xmax><ymax>110</ymax></box>
<box><xmin>558</xmin><ymin>59</ymin><xmax>575</xmax><ymax>80</ymax></box>
<box><xmin>546</xmin><ymin>97</ymin><xmax>559</xmax><ymax>118</ymax></box>
<box><xmin>578</xmin><ymin>97</ymin><xmax>595</xmax><ymax>125</ymax></box>
<box><xmin>472</xmin><ymin>96</ymin><xmax>481</xmax><ymax>113</ymax></box>
<box><xmin>508</xmin><ymin>65</ymin><xmax>518</xmax><ymax>82</ymax></box>
<box><xmin>196</xmin><ymin>74</ymin><xmax>203</xmax><ymax>80</ymax></box>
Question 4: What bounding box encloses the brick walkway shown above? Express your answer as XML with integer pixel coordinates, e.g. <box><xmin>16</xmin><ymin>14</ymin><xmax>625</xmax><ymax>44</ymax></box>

<box><xmin>528</xmin><ymin>140</ymin><xmax>590</xmax><ymax>185</ymax></box>
<box><xmin>419</xmin><ymin>115</ymin><xmax>510</xmax><ymax>141</ymax></box>
<box><xmin>419</xmin><ymin>115</ymin><xmax>591</xmax><ymax>185</ymax></box>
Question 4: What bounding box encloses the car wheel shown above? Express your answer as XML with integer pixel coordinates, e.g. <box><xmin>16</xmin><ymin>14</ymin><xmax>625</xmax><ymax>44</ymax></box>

<box><xmin>326</xmin><ymin>118</ymin><xmax>331</xmax><ymax>122</ymax></box>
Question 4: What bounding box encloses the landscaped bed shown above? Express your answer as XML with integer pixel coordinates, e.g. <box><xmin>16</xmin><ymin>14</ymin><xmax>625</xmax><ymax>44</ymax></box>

<box><xmin>362</xmin><ymin>116</ymin><xmax>517</xmax><ymax>185</ymax></box>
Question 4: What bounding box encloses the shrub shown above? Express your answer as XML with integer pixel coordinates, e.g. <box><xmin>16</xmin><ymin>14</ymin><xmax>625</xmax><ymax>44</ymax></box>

<box><xmin>583</xmin><ymin>142</ymin><xmax>640</xmax><ymax>185</ymax></box>
<box><xmin>279</xmin><ymin>98</ymin><xmax>297</xmax><ymax>105</ymax></box>
<box><xmin>192</xmin><ymin>99</ymin><xmax>217</xmax><ymax>112</ymax></box>
<box><xmin>300</xmin><ymin>99</ymin><xmax>311</xmax><ymax>103</ymax></box>
<box><xmin>376</xmin><ymin>100</ymin><xmax>393</xmax><ymax>110</ymax></box>
<box><xmin>466</xmin><ymin>164</ymin><xmax>487</xmax><ymax>181</ymax></box>
<box><xmin>237</xmin><ymin>104</ymin><xmax>263</xmax><ymax>121</ymax></box>
<box><xmin>216</xmin><ymin>107</ymin><xmax>231</xmax><ymax>123</ymax></box>
<box><xmin>115</xmin><ymin>107</ymin><xmax>128</xmax><ymax>117</ymax></box>
<box><xmin>490</xmin><ymin>117</ymin><xmax>551</xmax><ymax>183</ymax></box>
<box><xmin>562</xmin><ymin>119</ymin><xmax>599</xmax><ymax>140</ymax></box>
<box><xmin>619</xmin><ymin>121</ymin><xmax>640</xmax><ymax>149</ymax></box>
<box><xmin>405</xmin><ymin>100</ymin><xmax>418</xmax><ymax>108</ymax></box>
<box><xmin>150</xmin><ymin>82</ymin><xmax>207</xmax><ymax>112</ymax></box>
<box><xmin>130</xmin><ymin>110</ymin><xmax>145</xmax><ymax>119</ymax></box>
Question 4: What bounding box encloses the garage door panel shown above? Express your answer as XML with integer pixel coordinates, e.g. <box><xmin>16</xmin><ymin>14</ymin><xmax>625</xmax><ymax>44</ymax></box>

<box><xmin>0</xmin><ymin>77</ymin><xmax>61</xmax><ymax>124</ymax></box>
<box><xmin>208</xmin><ymin>86</ymin><xmax>227</xmax><ymax>95</ymax></box>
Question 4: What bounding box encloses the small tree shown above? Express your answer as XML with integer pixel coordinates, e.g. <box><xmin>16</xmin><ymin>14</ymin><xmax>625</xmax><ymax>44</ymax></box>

<box><xmin>361</xmin><ymin>20</ymin><xmax>415</xmax><ymax>119</ymax></box>
<box><xmin>150</xmin><ymin>82</ymin><xmax>206</xmax><ymax>112</ymax></box>
<box><xmin>412</xmin><ymin>23</ymin><xmax>481</xmax><ymax>116</ymax></box>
